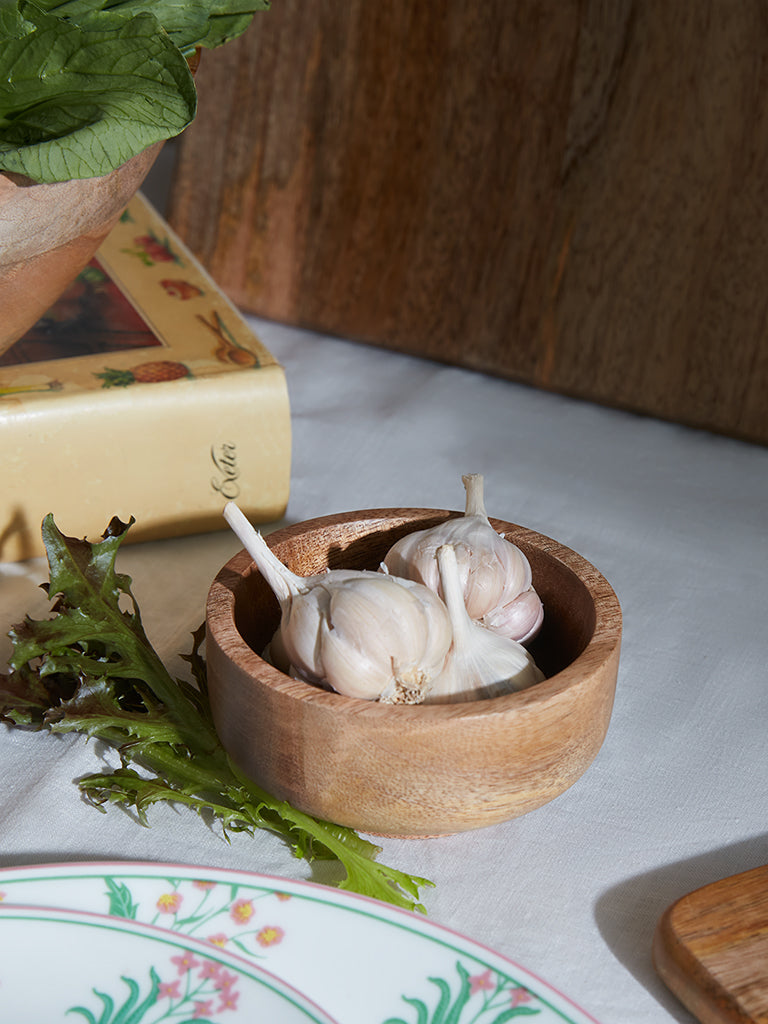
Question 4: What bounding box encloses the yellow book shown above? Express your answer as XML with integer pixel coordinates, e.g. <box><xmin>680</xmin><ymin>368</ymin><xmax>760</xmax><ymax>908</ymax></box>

<box><xmin>0</xmin><ymin>192</ymin><xmax>291</xmax><ymax>561</ymax></box>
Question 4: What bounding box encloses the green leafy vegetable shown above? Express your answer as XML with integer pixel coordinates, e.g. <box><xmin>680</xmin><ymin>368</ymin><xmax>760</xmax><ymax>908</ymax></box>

<box><xmin>0</xmin><ymin>0</ymin><xmax>269</xmax><ymax>182</ymax></box>
<box><xmin>29</xmin><ymin>0</ymin><xmax>270</xmax><ymax>55</ymax></box>
<box><xmin>0</xmin><ymin>514</ymin><xmax>433</xmax><ymax>914</ymax></box>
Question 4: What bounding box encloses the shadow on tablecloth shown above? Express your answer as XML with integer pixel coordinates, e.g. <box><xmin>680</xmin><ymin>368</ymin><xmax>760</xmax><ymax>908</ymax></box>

<box><xmin>594</xmin><ymin>833</ymin><xmax>768</xmax><ymax>1023</ymax></box>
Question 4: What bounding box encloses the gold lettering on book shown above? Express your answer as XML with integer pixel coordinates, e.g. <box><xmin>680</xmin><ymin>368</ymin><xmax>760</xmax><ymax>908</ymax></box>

<box><xmin>211</xmin><ymin>442</ymin><xmax>240</xmax><ymax>499</ymax></box>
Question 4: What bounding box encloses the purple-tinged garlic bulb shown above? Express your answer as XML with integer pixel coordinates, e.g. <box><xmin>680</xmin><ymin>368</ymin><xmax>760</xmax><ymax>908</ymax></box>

<box><xmin>381</xmin><ymin>474</ymin><xmax>543</xmax><ymax>643</ymax></box>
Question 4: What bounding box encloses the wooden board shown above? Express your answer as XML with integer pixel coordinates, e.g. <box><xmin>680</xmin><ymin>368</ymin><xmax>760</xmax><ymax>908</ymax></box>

<box><xmin>167</xmin><ymin>0</ymin><xmax>768</xmax><ymax>446</ymax></box>
<box><xmin>652</xmin><ymin>865</ymin><xmax>768</xmax><ymax>1024</ymax></box>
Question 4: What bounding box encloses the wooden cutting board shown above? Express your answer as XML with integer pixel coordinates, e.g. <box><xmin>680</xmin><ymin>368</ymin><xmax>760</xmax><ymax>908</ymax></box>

<box><xmin>653</xmin><ymin>865</ymin><xmax>768</xmax><ymax>1023</ymax></box>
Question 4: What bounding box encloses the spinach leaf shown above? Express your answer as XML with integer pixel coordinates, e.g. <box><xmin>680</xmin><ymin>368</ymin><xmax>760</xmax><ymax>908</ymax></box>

<box><xmin>0</xmin><ymin>1</ymin><xmax>268</xmax><ymax>182</ymax></box>
<box><xmin>195</xmin><ymin>1</ymin><xmax>271</xmax><ymax>53</ymax></box>
<box><xmin>29</xmin><ymin>0</ymin><xmax>270</xmax><ymax>55</ymax></box>
<box><xmin>0</xmin><ymin>1</ymin><xmax>196</xmax><ymax>181</ymax></box>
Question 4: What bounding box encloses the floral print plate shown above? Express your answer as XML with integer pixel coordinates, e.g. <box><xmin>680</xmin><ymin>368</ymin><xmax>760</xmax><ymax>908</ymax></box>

<box><xmin>0</xmin><ymin>862</ymin><xmax>601</xmax><ymax>1024</ymax></box>
<box><xmin>0</xmin><ymin>904</ymin><xmax>337</xmax><ymax>1023</ymax></box>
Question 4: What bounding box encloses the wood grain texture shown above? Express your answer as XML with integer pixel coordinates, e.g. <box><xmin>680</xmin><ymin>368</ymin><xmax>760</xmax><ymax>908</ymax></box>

<box><xmin>653</xmin><ymin>865</ymin><xmax>768</xmax><ymax>1024</ymax></box>
<box><xmin>205</xmin><ymin>509</ymin><xmax>621</xmax><ymax>838</ymax></box>
<box><xmin>167</xmin><ymin>1</ymin><xmax>768</xmax><ymax>444</ymax></box>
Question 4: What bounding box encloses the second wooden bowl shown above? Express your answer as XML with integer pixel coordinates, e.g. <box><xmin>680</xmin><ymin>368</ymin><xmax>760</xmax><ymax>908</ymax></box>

<box><xmin>205</xmin><ymin>509</ymin><xmax>622</xmax><ymax>838</ymax></box>
<box><xmin>0</xmin><ymin>143</ymin><xmax>162</xmax><ymax>357</ymax></box>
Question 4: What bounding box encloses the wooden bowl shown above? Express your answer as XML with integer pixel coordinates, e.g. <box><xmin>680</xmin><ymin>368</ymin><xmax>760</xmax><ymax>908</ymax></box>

<box><xmin>0</xmin><ymin>143</ymin><xmax>163</xmax><ymax>357</ymax></box>
<box><xmin>206</xmin><ymin>509</ymin><xmax>622</xmax><ymax>838</ymax></box>
<box><xmin>0</xmin><ymin>52</ymin><xmax>200</xmax><ymax>358</ymax></box>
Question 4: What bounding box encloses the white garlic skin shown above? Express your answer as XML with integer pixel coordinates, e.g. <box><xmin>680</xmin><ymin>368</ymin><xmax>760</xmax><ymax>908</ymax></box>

<box><xmin>425</xmin><ymin>544</ymin><xmax>545</xmax><ymax>704</ymax></box>
<box><xmin>381</xmin><ymin>473</ymin><xmax>543</xmax><ymax>644</ymax></box>
<box><xmin>292</xmin><ymin>572</ymin><xmax>453</xmax><ymax>702</ymax></box>
<box><xmin>223</xmin><ymin>503</ymin><xmax>452</xmax><ymax>703</ymax></box>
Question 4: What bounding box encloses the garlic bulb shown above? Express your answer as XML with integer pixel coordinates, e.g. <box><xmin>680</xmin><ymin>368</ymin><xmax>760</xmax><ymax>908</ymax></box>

<box><xmin>426</xmin><ymin>545</ymin><xmax>544</xmax><ymax>704</ymax></box>
<box><xmin>224</xmin><ymin>503</ymin><xmax>453</xmax><ymax>703</ymax></box>
<box><xmin>381</xmin><ymin>473</ymin><xmax>544</xmax><ymax>643</ymax></box>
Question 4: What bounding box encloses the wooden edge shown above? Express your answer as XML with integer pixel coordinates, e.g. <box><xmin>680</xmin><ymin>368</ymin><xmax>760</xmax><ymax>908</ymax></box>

<box><xmin>652</xmin><ymin>899</ymin><xmax>752</xmax><ymax>1024</ymax></box>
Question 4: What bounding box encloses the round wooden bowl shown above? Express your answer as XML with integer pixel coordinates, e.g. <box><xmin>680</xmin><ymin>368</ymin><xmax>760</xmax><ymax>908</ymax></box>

<box><xmin>206</xmin><ymin>509</ymin><xmax>622</xmax><ymax>838</ymax></box>
<box><xmin>0</xmin><ymin>52</ymin><xmax>201</xmax><ymax>358</ymax></box>
<box><xmin>0</xmin><ymin>142</ymin><xmax>163</xmax><ymax>358</ymax></box>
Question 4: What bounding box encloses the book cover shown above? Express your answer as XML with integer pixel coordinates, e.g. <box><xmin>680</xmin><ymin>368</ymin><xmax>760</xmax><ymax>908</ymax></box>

<box><xmin>1</xmin><ymin>192</ymin><xmax>291</xmax><ymax>562</ymax></box>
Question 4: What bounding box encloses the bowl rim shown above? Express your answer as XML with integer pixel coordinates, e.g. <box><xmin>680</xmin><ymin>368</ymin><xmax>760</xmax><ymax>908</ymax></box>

<box><xmin>206</xmin><ymin>507</ymin><xmax>622</xmax><ymax>721</ymax></box>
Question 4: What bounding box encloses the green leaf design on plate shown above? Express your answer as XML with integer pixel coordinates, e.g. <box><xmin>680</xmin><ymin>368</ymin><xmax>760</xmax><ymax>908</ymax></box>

<box><xmin>67</xmin><ymin>967</ymin><xmax>160</xmax><ymax>1024</ymax></box>
<box><xmin>381</xmin><ymin>961</ymin><xmax>541</xmax><ymax>1024</ymax></box>
<box><xmin>104</xmin><ymin>878</ymin><xmax>140</xmax><ymax>920</ymax></box>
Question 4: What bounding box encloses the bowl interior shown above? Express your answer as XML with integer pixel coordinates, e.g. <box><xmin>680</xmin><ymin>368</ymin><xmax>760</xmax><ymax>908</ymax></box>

<box><xmin>230</xmin><ymin>511</ymin><xmax>597</xmax><ymax>685</ymax></box>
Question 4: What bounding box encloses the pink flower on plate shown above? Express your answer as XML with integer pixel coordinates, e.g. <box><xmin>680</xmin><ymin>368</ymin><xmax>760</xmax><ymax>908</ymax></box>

<box><xmin>509</xmin><ymin>986</ymin><xmax>533</xmax><ymax>1007</ymax></box>
<box><xmin>218</xmin><ymin>989</ymin><xmax>240</xmax><ymax>1012</ymax></box>
<box><xmin>256</xmin><ymin>925</ymin><xmax>284</xmax><ymax>948</ymax></box>
<box><xmin>193</xmin><ymin>879</ymin><xmax>217</xmax><ymax>890</ymax></box>
<box><xmin>192</xmin><ymin>1000</ymin><xmax>214</xmax><ymax>1019</ymax></box>
<box><xmin>207</xmin><ymin>933</ymin><xmax>228</xmax><ymax>948</ymax></box>
<box><xmin>198</xmin><ymin>961</ymin><xmax>222</xmax><ymax>981</ymax></box>
<box><xmin>215</xmin><ymin>969</ymin><xmax>238</xmax><ymax>993</ymax></box>
<box><xmin>229</xmin><ymin>898</ymin><xmax>255</xmax><ymax>925</ymax></box>
<box><xmin>158</xmin><ymin>979</ymin><xmax>181</xmax><ymax>999</ymax></box>
<box><xmin>171</xmin><ymin>951</ymin><xmax>200</xmax><ymax>975</ymax></box>
<box><xmin>156</xmin><ymin>892</ymin><xmax>182</xmax><ymax>914</ymax></box>
<box><xmin>469</xmin><ymin>969</ymin><xmax>495</xmax><ymax>995</ymax></box>
<box><xmin>0</xmin><ymin>891</ymin><xmax>5</xmax><ymax>902</ymax></box>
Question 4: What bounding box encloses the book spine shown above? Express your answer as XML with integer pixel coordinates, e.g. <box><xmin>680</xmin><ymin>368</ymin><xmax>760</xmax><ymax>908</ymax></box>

<box><xmin>1</xmin><ymin>365</ymin><xmax>291</xmax><ymax>561</ymax></box>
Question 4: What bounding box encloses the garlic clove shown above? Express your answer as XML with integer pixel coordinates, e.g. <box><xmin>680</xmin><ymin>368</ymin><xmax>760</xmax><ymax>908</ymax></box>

<box><xmin>481</xmin><ymin>587</ymin><xmax>544</xmax><ymax>645</ymax></box>
<box><xmin>318</xmin><ymin>615</ymin><xmax>394</xmax><ymax>701</ymax></box>
<box><xmin>311</xmin><ymin>574</ymin><xmax>452</xmax><ymax>701</ymax></box>
<box><xmin>426</xmin><ymin>544</ymin><xmax>544</xmax><ymax>704</ymax></box>
<box><xmin>461</xmin><ymin>538</ymin><xmax>532</xmax><ymax>620</ymax></box>
<box><xmin>263</xmin><ymin>626</ymin><xmax>291</xmax><ymax>674</ymax></box>
<box><xmin>280</xmin><ymin>584</ymin><xmax>330</xmax><ymax>683</ymax></box>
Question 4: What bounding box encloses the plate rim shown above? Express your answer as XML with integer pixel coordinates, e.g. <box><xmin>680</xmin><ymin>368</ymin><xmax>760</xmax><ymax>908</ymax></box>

<box><xmin>0</xmin><ymin>898</ymin><xmax>339</xmax><ymax>1023</ymax></box>
<box><xmin>0</xmin><ymin>859</ymin><xmax>602</xmax><ymax>1024</ymax></box>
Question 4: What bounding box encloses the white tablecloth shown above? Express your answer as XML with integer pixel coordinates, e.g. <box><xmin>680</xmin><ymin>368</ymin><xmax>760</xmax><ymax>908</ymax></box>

<box><xmin>2</xmin><ymin>316</ymin><xmax>767</xmax><ymax>1024</ymax></box>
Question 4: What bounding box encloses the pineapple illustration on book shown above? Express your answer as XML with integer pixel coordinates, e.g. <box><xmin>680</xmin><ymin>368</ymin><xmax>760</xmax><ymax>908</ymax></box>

<box><xmin>95</xmin><ymin>360</ymin><xmax>192</xmax><ymax>387</ymax></box>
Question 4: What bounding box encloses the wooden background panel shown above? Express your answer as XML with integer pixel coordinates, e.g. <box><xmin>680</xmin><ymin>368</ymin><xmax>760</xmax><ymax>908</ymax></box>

<box><xmin>543</xmin><ymin>0</ymin><xmax>768</xmax><ymax>444</ymax></box>
<box><xmin>167</xmin><ymin>0</ymin><xmax>768</xmax><ymax>446</ymax></box>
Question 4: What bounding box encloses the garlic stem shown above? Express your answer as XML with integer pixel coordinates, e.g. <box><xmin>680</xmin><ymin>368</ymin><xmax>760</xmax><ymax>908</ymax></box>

<box><xmin>428</xmin><ymin>544</ymin><xmax>544</xmax><ymax>702</ymax></box>
<box><xmin>436</xmin><ymin>541</ymin><xmax>472</xmax><ymax>648</ymax></box>
<box><xmin>223</xmin><ymin>501</ymin><xmax>304</xmax><ymax>608</ymax></box>
<box><xmin>461</xmin><ymin>473</ymin><xmax>488</xmax><ymax>519</ymax></box>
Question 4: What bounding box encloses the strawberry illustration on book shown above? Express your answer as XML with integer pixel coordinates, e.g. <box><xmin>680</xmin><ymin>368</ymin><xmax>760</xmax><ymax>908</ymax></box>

<box><xmin>95</xmin><ymin>360</ymin><xmax>192</xmax><ymax>387</ymax></box>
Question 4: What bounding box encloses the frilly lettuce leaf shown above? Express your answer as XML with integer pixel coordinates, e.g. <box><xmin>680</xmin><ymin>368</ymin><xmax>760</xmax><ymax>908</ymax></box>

<box><xmin>0</xmin><ymin>514</ymin><xmax>433</xmax><ymax>914</ymax></box>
